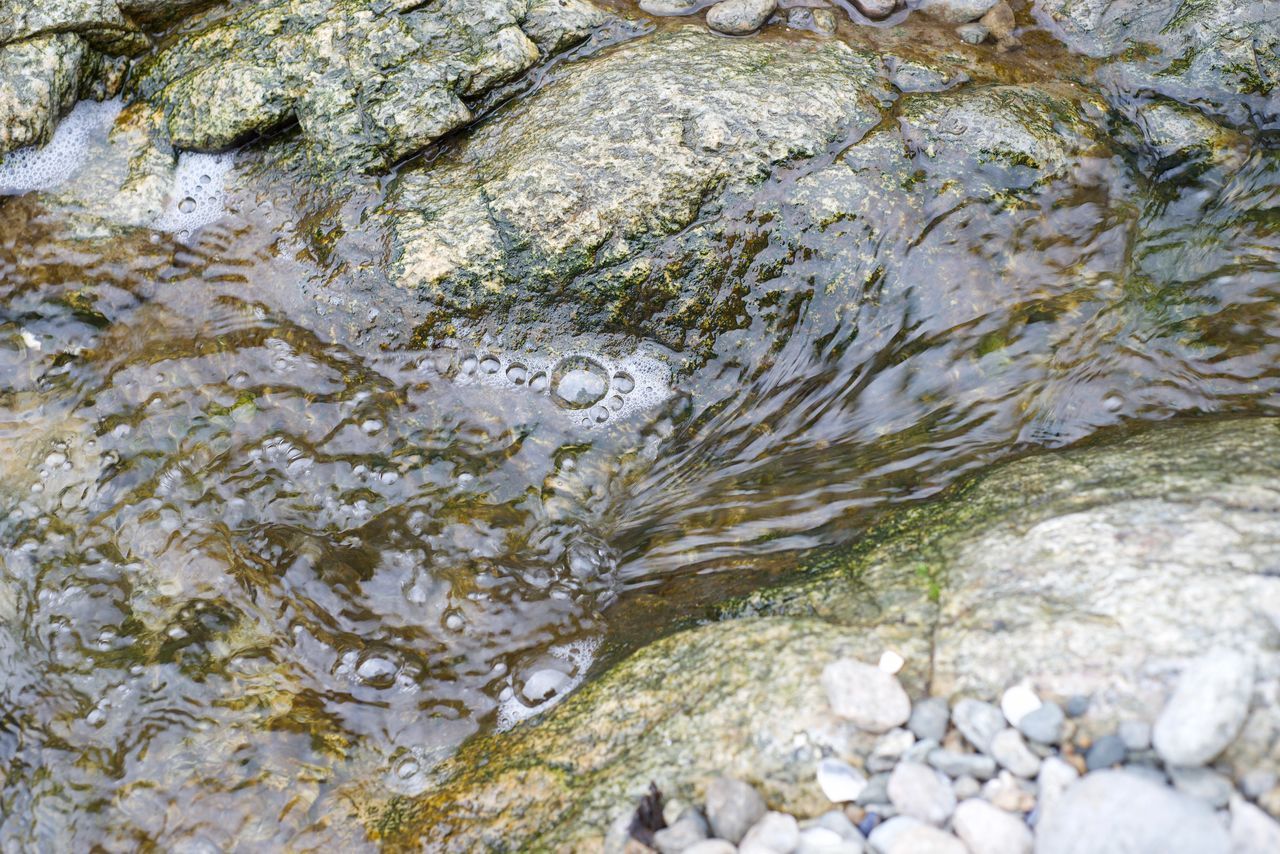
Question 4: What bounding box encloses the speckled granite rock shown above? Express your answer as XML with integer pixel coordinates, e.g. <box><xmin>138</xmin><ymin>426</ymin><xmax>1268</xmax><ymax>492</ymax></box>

<box><xmin>0</xmin><ymin>33</ymin><xmax>124</xmax><ymax>154</ymax></box>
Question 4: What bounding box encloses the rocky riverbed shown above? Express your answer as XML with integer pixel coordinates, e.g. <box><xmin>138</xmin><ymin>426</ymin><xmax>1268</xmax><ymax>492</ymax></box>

<box><xmin>1</xmin><ymin>0</ymin><xmax>1278</xmax><ymax>850</ymax></box>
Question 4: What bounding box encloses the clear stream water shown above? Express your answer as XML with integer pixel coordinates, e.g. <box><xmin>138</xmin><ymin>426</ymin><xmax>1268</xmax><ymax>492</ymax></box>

<box><xmin>1</xmin><ymin>17</ymin><xmax>1279</xmax><ymax>852</ymax></box>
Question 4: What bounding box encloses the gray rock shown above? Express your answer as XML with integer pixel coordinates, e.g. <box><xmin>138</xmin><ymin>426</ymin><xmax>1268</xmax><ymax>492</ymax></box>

<box><xmin>683</xmin><ymin>842</ymin><xmax>738</xmax><ymax>854</ymax></box>
<box><xmin>952</xmin><ymin>798</ymin><xmax>1033</xmax><ymax>854</ymax></box>
<box><xmin>857</xmin><ymin>774</ymin><xmax>892</xmax><ymax>807</ymax></box>
<box><xmin>887</xmin><ymin>762</ymin><xmax>956</xmax><ymax>826</ymax></box>
<box><xmin>928</xmin><ymin>749</ymin><xmax>997</xmax><ymax>781</ymax></box>
<box><xmin>854</xmin><ymin>0</ymin><xmax>897</xmax><ymax>17</ymax></box>
<box><xmin>655</xmin><ymin>813</ymin><xmax>710</xmax><ymax>853</ymax></box>
<box><xmin>1035</xmin><ymin>757</ymin><xmax>1079</xmax><ymax>817</ymax></box>
<box><xmin>914</xmin><ymin>0</ymin><xmax>996</xmax><ymax>23</ymax></box>
<box><xmin>954</xmin><ymin>775</ymin><xmax>981</xmax><ymax>799</ymax></box>
<box><xmin>953</xmin><ymin>700</ymin><xmax>1005</xmax><ymax>754</ymax></box>
<box><xmin>740</xmin><ymin>811</ymin><xmax>800</xmax><ymax>854</ymax></box>
<box><xmin>868</xmin><ymin>729</ymin><xmax>917</xmax><ymax>772</ymax></box>
<box><xmin>867</xmin><ymin>816</ymin><xmax>922</xmax><ymax>854</ymax></box>
<box><xmin>977</xmin><ymin>0</ymin><xmax>1014</xmax><ymax>39</ymax></box>
<box><xmin>1084</xmin><ymin>735</ymin><xmax>1127</xmax><ymax>771</ymax></box>
<box><xmin>1241</xmin><ymin>770</ymin><xmax>1278</xmax><ymax>800</ymax></box>
<box><xmin>1153</xmin><ymin>649</ymin><xmax>1255</xmax><ymax>767</ymax></box>
<box><xmin>1063</xmin><ymin>696</ymin><xmax>1089</xmax><ymax>718</ymax></box>
<box><xmin>1231</xmin><ymin>795</ymin><xmax>1280</xmax><ymax>854</ymax></box>
<box><xmin>990</xmin><ymin>729</ymin><xmax>1041</xmax><ymax>778</ymax></box>
<box><xmin>822</xmin><ymin>660</ymin><xmax>912</xmax><ymax>734</ymax></box>
<box><xmin>801</xmin><ymin>810</ymin><xmax>865</xmax><ymax>843</ymax></box>
<box><xmin>0</xmin><ymin>33</ymin><xmax>121</xmax><ymax>156</ymax></box>
<box><xmin>1035</xmin><ymin>771</ymin><xmax>1230</xmax><ymax>854</ymax></box>
<box><xmin>786</xmin><ymin>7</ymin><xmax>837</xmax><ymax>36</ymax></box>
<box><xmin>1117</xmin><ymin>720</ymin><xmax>1151</xmax><ymax>752</ymax></box>
<box><xmin>1017</xmin><ymin>703</ymin><xmax>1065</xmax><ymax>745</ymax></box>
<box><xmin>903</xmin><ymin>739</ymin><xmax>940</xmax><ymax>765</ymax></box>
<box><xmin>955</xmin><ymin>22</ymin><xmax>989</xmax><ymax>44</ymax></box>
<box><xmin>706</xmin><ymin>777</ymin><xmax>768</xmax><ymax>843</ymax></box>
<box><xmin>908</xmin><ymin>698</ymin><xmax>950</xmax><ymax>743</ymax></box>
<box><xmin>704</xmin><ymin>0</ymin><xmax>776</xmax><ymax>34</ymax></box>
<box><xmin>640</xmin><ymin>0</ymin><xmax>695</xmax><ymax>13</ymax></box>
<box><xmin>1167</xmin><ymin>765</ymin><xmax>1233</xmax><ymax>809</ymax></box>
<box><xmin>797</xmin><ymin>825</ymin><xmax>862</xmax><ymax>853</ymax></box>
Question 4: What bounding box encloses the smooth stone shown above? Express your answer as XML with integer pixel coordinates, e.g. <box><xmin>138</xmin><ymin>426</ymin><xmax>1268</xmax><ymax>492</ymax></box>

<box><xmin>740</xmin><ymin>811</ymin><xmax>800</xmax><ymax>854</ymax></box>
<box><xmin>817</xmin><ymin>757</ymin><xmax>869</xmax><ymax>803</ymax></box>
<box><xmin>856</xmin><ymin>774</ymin><xmax>891</xmax><ymax>807</ymax></box>
<box><xmin>1231</xmin><ymin>795</ymin><xmax>1280</xmax><ymax>854</ymax></box>
<box><xmin>785</xmin><ymin>6</ymin><xmax>837</xmax><ymax>36</ymax></box>
<box><xmin>956</xmin><ymin>22</ymin><xmax>989</xmax><ymax>43</ymax></box>
<box><xmin>640</xmin><ymin>0</ymin><xmax>695</xmax><ymax>13</ymax></box>
<box><xmin>953</xmin><ymin>699</ymin><xmax>1005</xmax><ymax>754</ymax></box>
<box><xmin>1241</xmin><ymin>770</ymin><xmax>1278</xmax><ymax>800</ymax></box>
<box><xmin>1167</xmin><ymin>765</ymin><xmax>1234</xmax><ymax>809</ymax></box>
<box><xmin>887</xmin><ymin>762</ymin><xmax>956</xmax><ymax>826</ymax></box>
<box><xmin>1063</xmin><ymin>696</ymin><xmax>1089</xmax><ymax>718</ymax></box>
<box><xmin>990</xmin><ymin>729</ymin><xmax>1041</xmax><ymax>778</ymax></box>
<box><xmin>1035</xmin><ymin>770</ymin><xmax>1230</xmax><ymax>854</ymax></box>
<box><xmin>802</xmin><ymin>810</ymin><xmax>866</xmax><ymax>843</ymax></box>
<box><xmin>887</xmin><ymin>825</ymin><xmax>966</xmax><ymax>854</ymax></box>
<box><xmin>914</xmin><ymin>0</ymin><xmax>996</xmax><ymax>23</ymax></box>
<box><xmin>867</xmin><ymin>816</ymin><xmax>921</xmax><ymax>854</ymax></box>
<box><xmin>978</xmin><ymin>0</ymin><xmax>1015</xmax><ymax>39</ymax></box>
<box><xmin>704</xmin><ymin>0</ymin><xmax>777</xmax><ymax>35</ymax></box>
<box><xmin>928</xmin><ymin>748</ymin><xmax>997</xmax><ymax>780</ymax></box>
<box><xmin>654</xmin><ymin>813</ymin><xmax>710</xmax><ymax>854</ymax></box>
<box><xmin>980</xmin><ymin>770</ymin><xmax>1036</xmax><ymax>813</ymax></box>
<box><xmin>1152</xmin><ymin>648</ymin><xmax>1255</xmax><ymax>767</ymax></box>
<box><xmin>821</xmin><ymin>659</ymin><xmax>912</xmax><ymax>734</ymax></box>
<box><xmin>1084</xmin><ymin>734</ymin><xmax>1127</xmax><ymax>771</ymax></box>
<box><xmin>1017</xmin><ymin>703</ymin><xmax>1065</xmax><ymax>745</ymax></box>
<box><xmin>1117</xmin><ymin>720</ymin><xmax>1151</xmax><ymax>752</ymax></box>
<box><xmin>705</xmin><ymin>777</ymin><xmax>767</xmax><ymax>843</ymax></box>
<box><xmin>797</xmin><ymin>825</ymin><xmax>860</xmax><ymax>853</ymax></box>
<box><xmin>953</xmin><ymin>797</ymin><xmax>1033</xmax><ymax>854</ymax></box>
<box><xmin>868</xmin><ymin>729</ymin><xmax>916</xmax><ymax>772</ymax></box>
<box><xmin>1000</xmin><ymin>684</ymin><xmax>1042</xmax><ymax>727</ymax></box>
<box><xmin>954</xmin><ymin>775</ymin><xmax>981</xmax><ymax>799</ymax></box>
<box><xmin>683</xmin><ymin>841</ymin><xmax>738</xmax><ymax>854</ymax></box>
<box><xmin>854</xmin><ymin>0</ymin><xmax>897</xmax><ymax>18</ymax></box>
<box><xmin>908</xmin><ymin>698</ymin><xmax>950</xmax><ymax>743</ymax></box>
<box><xmin>1035</xmin><ymin>757</ymin><xmax>1079</xmax><ymax>817</ymax></box>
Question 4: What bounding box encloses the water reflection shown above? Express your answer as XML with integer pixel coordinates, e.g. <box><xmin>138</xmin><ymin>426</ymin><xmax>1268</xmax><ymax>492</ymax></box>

<box><xmin>1</xmin><ymin>75</ymin><xmax>1280</xmax><ymax>854</ymax></box>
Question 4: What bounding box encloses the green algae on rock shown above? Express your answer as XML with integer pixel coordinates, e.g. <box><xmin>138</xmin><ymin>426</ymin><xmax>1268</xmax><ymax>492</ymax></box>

<box><xmin>371</xmin><ymin>417</ymin><xmax>1280</xmax><ymax>850</ymax></box>
<box><xmin>124</xmin><ymin>0</ymin><xmax>615</xmax><ymax>172</ymax></box>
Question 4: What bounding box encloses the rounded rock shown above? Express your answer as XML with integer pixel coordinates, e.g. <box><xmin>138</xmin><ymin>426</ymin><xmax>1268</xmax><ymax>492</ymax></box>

<box><xmin>888</xmin><ymin>825</ymin><xmax>967</xmax><ymax>854</ymax></box>
<box><xmin>908</xmin><ymin>697</ymin><xmax>950</xmax><ymax>743</ymax></box>
<box><xmin>1153</xmin><ymin>648</ymin><xmax>1254</xmax><ymax>767</ymax></box>
<box><xmin>1084</xmin><ymin>734</ymin><xmax>1127</xmax><ymax>771</ymax></box>
<box><xmin>705</xmin><ymin>0</ymin><xmax>777</xmax><ymax>34</ymax></box>
<box><xmin>683</xmin><ymin>841</ymin><xmax>738</xmax><ymax>854</ymax></box>
<box><xmin>952</xmin><ymin>698</ymin><xmax>1005</xmax><ymax>754</ymax></box>
<box><xmin>990</xmin><ymin>729</ymin><xmax>1041</xmax><ymax>778</ymax></box>
<box><xmin>953</xmin><ymin>798</ymin><xmax>1033</xmax><ymax>854</ymax></box>
<box><xmin>887</xmin><ymin>761</ymin><xmax>956</xmax><ymax>826</ymax></box>
<box><xmin>821</xmin><ymin>658</ymin><xmax>912</xmax><ymax>733</ymax></box>
<box><xmin>1016</xmin><ymin>702</ymin><xmax>1065</xmax><ymax>744</ymax></box>
<box><xmin>705</xmin><ymin>776</ymin><xmax>767</xmax><ymax>843</ymax></box>
<box><xmin>816</xmin><ymin>757</ymin><xmax>868</xmax><ymax>804</ymax></box>
<box><xmin>1036</xmin><ymin>771</ymin><xmax>1230</xmax><ymax>854</ymax></box>
<box><xmin>739</xmin><ymin>811</ymin><xmax>799</xmax><ymax>854</ymax></box>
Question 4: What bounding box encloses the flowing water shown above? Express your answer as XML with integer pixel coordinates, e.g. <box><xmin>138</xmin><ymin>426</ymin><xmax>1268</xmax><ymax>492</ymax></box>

<box><xmin>1</xmin><ymin>16</ymin><xmax>1280</xmax><ymax>851</ymax></box>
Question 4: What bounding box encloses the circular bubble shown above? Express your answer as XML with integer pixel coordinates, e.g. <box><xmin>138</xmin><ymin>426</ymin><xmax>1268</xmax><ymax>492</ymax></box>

<box><xmin>519</xmin><ymin>667</ymin><xmax>572</xmax><ymax>705</ymax></box>
<box><xmin>506</xmin><ymin>364</ymin><xmax>527</xmax><ymax>385</ymax></box>
<box><xmin>355</xmin><ymin>653</ymin><xmax>399</xmax><ymax>688</ymax></box>
<box><xmin>590</xmin><ymin>406</ymin><xmax>609</xmax><ymax>424</ymax></box>
<box><xmin>612</xmin><ymin>371</ymin><xmax>635</xmax><ymax>394</ymax></box>
<box><xmin>479</xmin><ymin>355</ymin><xmax>500</xmax><ymax>374</ymax></box>
<box><xmin>1103</xmin><ymin>394</ymin><xmax>1123</xmax><ymax>412</ymax></box>
<box><xmin>178</xmin><ymin>197</ymin><xmax>196</xmax><ymax>214</ymax></box>
<box><xmin>550</xmin><ymin>356</ymin><xmax>609</xmax><ymax>410</ymax></box>
<box><xmin>460</xmin><ymin>355</ymin><xmax>477</xmax><ymax>374</ymax></box>
<box><xmin>529</xmin><ymin>371</ymin><xmax>549</xmax><ymax>392</ymax></box>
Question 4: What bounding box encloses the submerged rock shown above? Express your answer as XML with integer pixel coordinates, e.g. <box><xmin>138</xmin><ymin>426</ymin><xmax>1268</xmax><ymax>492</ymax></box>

<box><xmin>0</xmin><ymin>33</ymin><xmax>123</xmax><ymax>154</ymax></box>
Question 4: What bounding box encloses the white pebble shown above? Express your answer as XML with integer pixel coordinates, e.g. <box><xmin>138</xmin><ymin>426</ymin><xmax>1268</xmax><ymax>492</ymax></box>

<box><xmin>817</xmin><ymin>757</ymin><xmax>868</xmax><ymax>803</ymax></box>
<box><xmin>879</xmin><ymin>650</ymin><xmax>905</xmax><ymax>674</ymax></box>
<box><xmin>952</xmin><ymin>798</ymin><xmax>1033</xmax><ymax>854</ymax></box>
<box><xmin>1000</xmin><ymin>683</ymin><xmax>1042</xmax><ymax>727</ymax></box>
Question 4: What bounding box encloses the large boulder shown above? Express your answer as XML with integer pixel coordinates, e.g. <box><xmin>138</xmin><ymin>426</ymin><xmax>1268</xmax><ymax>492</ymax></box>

<box><xmin>367</xmin><ymin>417</ymin><xmax>1280</xmax><ymax>849</ymax></box>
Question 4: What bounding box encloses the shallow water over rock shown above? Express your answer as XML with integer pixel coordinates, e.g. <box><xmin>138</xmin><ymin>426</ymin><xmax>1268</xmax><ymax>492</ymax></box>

<box><xmin>0</xmin><ymin>1</ymin><xmax>1278</xmax><ymax>849</ymax></box>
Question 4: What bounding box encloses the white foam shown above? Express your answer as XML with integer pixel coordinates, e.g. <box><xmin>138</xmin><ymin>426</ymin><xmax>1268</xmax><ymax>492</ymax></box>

<box><xmin>151</xmin><ymin>150</ymin><xmax>234</xmax><ymax>235</ymax></box>
<box><xmin>0</xmin><ymin>99</ymin><xmax>122</xmax><ymax>194</ymax></box>
<box><xmin>448</xmin><ymin>348</ymin><xmax>674</xmax><ymax>427</ymax></box>
<box><xmin>495</xmin><ymin>636</ymin><xmax>600</xmax><ymax>731</ymax></box>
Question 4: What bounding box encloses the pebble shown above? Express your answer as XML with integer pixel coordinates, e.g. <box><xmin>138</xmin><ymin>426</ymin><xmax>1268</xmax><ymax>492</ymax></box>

<box><xmin>802</xmin><ymin>810</ymin><xmax>865</xmax><ymax>843</ymax></box>
<box><xmin>639</xmin><ymin>0</ymin><xmax>695</xmax><ymax>12</ymax></box>
<box><xmin>952</xmin><ymin>797</ymin><xmax>1033</xmax><ymax>854</ymax></box>
<box><xmin>990</xmin><ymin>729</ymin><xmax>1041</xmax><ymax>778</ymax></box>
<box><xmin>855</xmin><ymin>0</ymin><xmax>898</xmax><ymax>18</ymax></box>
<box><xmin>913</xmin><ymin>0</ymin><xmax>997</xmax><ymax>23</ymax></box>
<box><xmin>887</xmin><ymin>762</ymin><xmax>956</xmax><ymax>825</ymax></box>
<box><xmin>1230</xmin><ymin>795</ymin><xmax>1280</xmax><ymax>854</ymax></box>
<box><xmin>955</xmin><ymin>22</ymin><xmax>989</xmax><ymax>43</ymax></box>
<box><xmin>927</xmin><ymin>748</ymin><xmax>996</xmax><ymax>780</ymax></box>
<box><xmin>1000</xmin><ymin>684</ymin><xmax>1042</xmax><ymax>727</ymax></box>
<box><xmin>1084</xmin><ymin>734</ymin><xmax>1127</xmax><ymax>771</ymax></box>
<box><xmin>980</xmin><ymin>770</ymin><xmax>1036</xmax><ymax>813</ymax></box>
<box><xmin>821</xmin><ymin>659</ymin><xmax>912</xmax><ymax>734</ymax></box>
<box><xmin>1241</xmin><ymin>769</ymin><xmax>1277</xmax><ymax>799</ymax></box>
<box><xmin>887</xmin><ymin>825</ymin><xmax>966</xmax><ymax>854</ymax></box>
<box><xmin>978</xmin><ymin>0</ymin><xmax>1015</xmax><ymax>39</ymax></box>
<box><xmin>952</xmin><ymin>699</ymin><xmax>1005</xmax><ymax>754</ymax></box>
<box><xmin>705</xmin><ymin>0</ymin><xmax>777</xmax><ymax>34</ymax></box>
<box><xmin>1168</xmin><ymin>765</ymin><xmax>1233</xmax><ymax>808</ymax></box>
<box><xmin>785</xmin><ymin>6</ymin><xmax>837</xmax><ymax>36</ymax></box>
<box><xmin>1034</xmin><ymin>756</ymin><xmax>1079</xmax><ymax>817</ymax></box>
<box><xmin>908</xmin><ymin>697</ymin><xmax>950</xmax><ymax>743</ymax></box>
<box><xmin>795</xmin><ymin>825</ymin><xmax>855</xmax><ymax>853</ymax></box>
<box><xmin>954</xmin><ymin>775</ymin><xmax>981</xmax><ymax>799</ymax></box>
<box><xmin>879</xmin><ymin>651</ymin><xmax>905</xmax><ymax>675</ymax></box>
<box><xmin>705</xmin><ymin>777</ymin><xmax>767</xmax><ymax>843</ymax></box>
<box><xmin>903</xmin><ymin>738</ymin><xmax>939</xmax><ymax>765</ymax></box>
<box><xmin>1063</xmin><ymin>695</ymin><xmax>1089</xmax><ymax>718</ymax></box>
<box><xmin>1117</xmin><ymin>719</ymin><xmax>1152</xmax><ymax>752</ymax></box>
<box><xmin>654</xmin><ymin>813</ymin><xmax>709</xmax><ymax>854</ymax></box>
<box><xmin>682</xmin><ymin>841</ymin><xmax>737</xmax><ymax>854</ymax></box>
<box><xmin>868</xmin><ymin>729</ymin><xmax>916</xmax><ymax>772</ymax></box>
<box><xmin>856</xmin><ymin>773</ymin><xmax>890</xmax><ymax>806</ymax></box>
<box><xmin>740</xmin><ymin>811</ymin><xmax>800</xmax><ymax>854</ymax></box>
<box><xmin>1152</xmin><ymin>648</ymin><xmax>1254</xmax><ymax>767</ymax></box>
<box><xmin>867</xmin><ymin>815</ymin><xmax>921</xmax><ymax>854</ymax></box>
<box><xmin>817</xmin><ymin>757</ymin><xmax>868</xmax><ymax>803</ymax></box>
<box><xmin>1016</xmin><ymin>702</ymin><xmax>1064</xmax><ymax>745</ymax></box>
<box><xmin>1035</xmin><ymin>770</ymin><xmax>1231</xmax><ymax>854</ymax></box>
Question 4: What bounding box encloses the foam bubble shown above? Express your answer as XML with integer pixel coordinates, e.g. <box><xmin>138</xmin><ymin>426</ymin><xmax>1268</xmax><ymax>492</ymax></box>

<box><xmin>151</xmin><ymin>150</ymin><xmax>234</xmax><ymax>234</ymax></box>
<box><xmin>447</xmin><ymin>348</ymin><xmax>673</xmax><ymax>426</ymax></box>
<box><xmin>496</xmin><ymin>636</ymin><xmax>600</xmax><ymax>731</ymax></box>
<box><xmin>0</xmin><ymin>99</ymin><xmax>122</xmax><ymax>194</ymax></box>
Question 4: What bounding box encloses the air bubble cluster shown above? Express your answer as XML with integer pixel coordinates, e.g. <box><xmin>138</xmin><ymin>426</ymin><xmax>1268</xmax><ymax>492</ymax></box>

<box><xmin>496</xmin><ymin>636</ymin><xmax>600</xmax><ymax>731</ymax></box>
<box><xmin>0</xmin><ymin>99</ymin><xmax>122</xmax><ymax>194</ymax></box>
